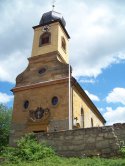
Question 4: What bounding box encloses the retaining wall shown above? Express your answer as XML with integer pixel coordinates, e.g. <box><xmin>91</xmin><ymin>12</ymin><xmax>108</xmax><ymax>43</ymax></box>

<box><xmin>113</xmin><ymin>123</ymin><xmax>125</xmax><ymax>146</ymax></box>
<box><xmin>10</xmin><ymin>123</ymin><xmax>125</xmax><ymax>157</ymax></box>
<box><xmin>36</xmin><ymin>125</ymin><xmax>121</xmax><ymax>157</ymax></box>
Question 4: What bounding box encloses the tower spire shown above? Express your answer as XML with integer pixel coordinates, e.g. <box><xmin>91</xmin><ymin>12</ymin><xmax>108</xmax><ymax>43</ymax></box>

<box><xmin>52</xmin><ymin>0</ymin><xmax>56</xmax><ymax>11</ymax></box>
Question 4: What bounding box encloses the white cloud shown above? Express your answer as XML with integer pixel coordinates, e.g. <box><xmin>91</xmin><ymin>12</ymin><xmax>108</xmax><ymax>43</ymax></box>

<box><xmin>0</xmin><ymin>92</ymin><xmax>13</xmax><ymax>104</ymax></box>
<box><xmin>0</xmin><ymin>50</ymin><xmax>29</xmax><ymax>83</ymax></box>
<box><xmin>103</xmin><ymin>107</ymin><xmax>125</xmax><ymax>125</ymax></box>
<box><xmin>104</xmin><ymin>87</ymin><xmax>125</xmax><ymax>124</ymax></box>
<box><xmin>85</xmin><ymin>90</ymin><xmax>100</xmax><ymax>102</ymax></box>
<box><xmin>106</xmin><ymin>88</ymin><xmax>125</xmax><ymax>105</ymax></box>
<box><xmin>0</xmin><ymin>0</ymin><xmax>125</xmax><ymax>82</ymax></box>
<box><xmin>0</xmin><ymin>0</ymin><xmax>48</xmax><ymax>83</ymax></box>
<box><xmin>61</xmin><ymin>1</ymin><xmax>125</xmax><ymax>78</ymax></box>
<box><xmin>79</xmin><ymin>79</ymin><xmax>95</xmax><ymax>84</ymax></box>
<box><xmin>98</xmin><ymin>108</ymin><xmax>105</xmax><ymax>113</ymax></box>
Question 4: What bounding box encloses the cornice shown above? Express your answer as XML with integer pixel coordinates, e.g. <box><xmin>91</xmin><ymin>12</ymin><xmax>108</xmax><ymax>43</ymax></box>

<box><xmin>12</xmin><ymin>77</ymin><xmax>68</xmax><ymax>93</ymax></box>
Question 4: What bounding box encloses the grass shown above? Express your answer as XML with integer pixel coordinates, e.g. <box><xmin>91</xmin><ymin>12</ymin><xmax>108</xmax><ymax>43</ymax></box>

<box><xmin>1</xmin><ymin>156</ymin><xmax>125</xmax><ymax>166</ymax></box>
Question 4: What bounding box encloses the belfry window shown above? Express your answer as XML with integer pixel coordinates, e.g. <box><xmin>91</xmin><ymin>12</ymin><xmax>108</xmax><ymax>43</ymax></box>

<box><xmin>39</xmin><ymin>32</ymin><xmax>51</xmax><ymax>46</ymax></box>
<box><xmin>61</xmin><ymin>37</ymin><xmax>66</xmax><ymax>51</ymax></box>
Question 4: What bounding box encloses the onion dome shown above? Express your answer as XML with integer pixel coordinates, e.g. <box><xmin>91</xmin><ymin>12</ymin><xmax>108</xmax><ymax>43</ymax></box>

<box><xmin>39</xmin><ymin>11</ymin><xmax>66</xmax><ymax>27</ymax></box>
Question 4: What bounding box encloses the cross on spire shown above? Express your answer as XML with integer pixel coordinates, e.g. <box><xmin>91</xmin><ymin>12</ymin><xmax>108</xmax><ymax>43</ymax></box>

<box><xmin>52</xmin><ymin>0</ymin><xmax>56</xmax><ymax>11</ymax></box>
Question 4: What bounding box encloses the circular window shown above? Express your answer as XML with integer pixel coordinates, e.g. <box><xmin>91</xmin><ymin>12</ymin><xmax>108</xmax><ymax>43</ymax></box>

<box><xmin>38</xmin><ymin>68</ymin><xmax>46</xmax><ymax>74</ymax></box>
<box><xmin>52</xmin><ymin>96</ymin><xmax>58</xmax><ymax>106</ymax></box>
<box><xmin>24</xmin><ymin>100</ymin><xmax>29</xmax><ymax>109</ymax></box>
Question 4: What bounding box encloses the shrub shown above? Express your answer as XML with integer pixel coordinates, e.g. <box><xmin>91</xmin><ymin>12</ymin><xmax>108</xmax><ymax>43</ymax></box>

<box><xmin>0</xmin><ymin>104</ymin><xmax>12</xmax><ymax>153</ymax></box>
<box><xmin>2</xmin><ymin>134</ymin><xmax>55</xmax><ymax>163</ymax></box>
<box><xmin>120</xmin><ymin>146</ymin><xmax>125</xmax><ymax>158</ymax></box>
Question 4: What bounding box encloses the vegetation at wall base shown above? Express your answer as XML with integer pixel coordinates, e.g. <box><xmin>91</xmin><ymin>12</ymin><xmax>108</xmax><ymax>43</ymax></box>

<box><xmin>120</xmin><ymin>146</ymin><xmax>125</xmax><ymax>158</ymax></box>
<box><xmin>0</xmin><ymin>104</ymin><xmax>12</xmax><ymax>153</ymax></box>
<box><xmin>0</xmin><ymin>133</ymin><xmax>125</xmax><ymax>166</ymax></box>
<box><xmin>2</xmin><ymin>134</ymin><xmax>55</xmax><ymax>164</ymax></box>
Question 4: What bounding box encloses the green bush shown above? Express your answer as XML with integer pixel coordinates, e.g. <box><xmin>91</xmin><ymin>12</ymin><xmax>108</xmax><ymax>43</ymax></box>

<box><xmin>0</xmin><ymin>104</ymin><xmax>12</xmax><ymax>152</ymax></box>
<box><xmin>2</xmin><ymin>134</ymin><xmax>55</xmax><ymax>163</ymax></box>
<box><xmin>120</xmin><ymin>146</ymin><xmax>125</xmax><ymax>158</ymax></box>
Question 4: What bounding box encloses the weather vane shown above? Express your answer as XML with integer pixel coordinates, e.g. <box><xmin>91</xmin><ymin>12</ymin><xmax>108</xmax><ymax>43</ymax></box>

<box><xmin>52</xmin><ymin>0</ymin><xmax>56</xmax><ymax>11</ymax></box>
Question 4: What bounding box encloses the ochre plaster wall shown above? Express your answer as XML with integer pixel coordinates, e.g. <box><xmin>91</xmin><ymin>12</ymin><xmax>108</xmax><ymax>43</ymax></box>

<box><xmin>57</xmin><ymin>24</ymin><xmax>69</xmax><ymax>62</ymax></box>
<box><xmin>31</xmin><ymin>22</ymin><xmax>69</xmax><ymax>63</ymax></box>
<box><xmin>72</xmin><ymin>87</ymin><xmax>104</xmax><ymax>128</ymax></box>
<box><xmin>16</xmin><ymin>53</ymin><xmax>69</xmax><ymax>87</ymax></box>
<box><xmin>12</xmin><ymin>81</ymin><xmax>69</xmax><ymax>134</ymax></box>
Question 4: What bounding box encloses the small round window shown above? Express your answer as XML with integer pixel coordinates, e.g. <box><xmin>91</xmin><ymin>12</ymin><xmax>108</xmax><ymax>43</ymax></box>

<box><xmin>38</xmin><ymin>68</ymin><xmax>46</xmax><ymax>74</ymax></box>
<box><xmin>52</xmin><ymin>96</ymin><xmax>58</xmax><ymax>106</ymax></box>
<box><xmin>24</xmin><ymin>100</ymin><xmax>29</xmax><ymax>109</ymax></box>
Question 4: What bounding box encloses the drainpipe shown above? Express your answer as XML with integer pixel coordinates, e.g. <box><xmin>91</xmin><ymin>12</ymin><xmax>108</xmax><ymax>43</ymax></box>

<box><xmin>69</xmin><ymin>64</ymin><xmax>72</xmax><ymax>130</ymax></box>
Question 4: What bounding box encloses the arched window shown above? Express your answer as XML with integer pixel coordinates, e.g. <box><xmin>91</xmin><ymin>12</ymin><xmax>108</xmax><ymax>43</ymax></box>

<box><xmin>81</xmin><ymin>108</ymin><xmax>84</xmax><ymax>128</ymax></box>
<box><xmin>61</xmin><ymin>37</ymin><xmax>66</xmax><ymax>51</ymax></box>
<box><xmin>39</xmin><ymin>32</ymin><xmax>51</xmax><ymax>46</ymax></box>
<box><xmin>91</xmin><ymin>118</ymin><xmax>94</xmax><ymax>127</ymax></box>
<box><xmin>81</xmin><ymin>108</ymin><xmax>84</xmax><ymax>115</ymax></box>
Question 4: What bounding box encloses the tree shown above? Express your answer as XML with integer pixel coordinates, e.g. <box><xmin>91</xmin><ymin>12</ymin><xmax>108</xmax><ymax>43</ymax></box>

<box><xmin>0</xmin><ymin>104</ymin><xmax>12</xmax><ymax>149</ymax></box>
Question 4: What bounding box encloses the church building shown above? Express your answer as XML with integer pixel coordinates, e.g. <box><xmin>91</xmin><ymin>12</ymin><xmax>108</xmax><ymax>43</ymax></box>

<box><xmin>10</xmin><ymin>10</ymin><xmax>106</xmax><ymax>140</ymax></box>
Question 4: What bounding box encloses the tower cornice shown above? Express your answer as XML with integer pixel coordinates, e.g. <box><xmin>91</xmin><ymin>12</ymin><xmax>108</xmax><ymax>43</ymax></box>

<box><xmin>32</xmin><ymin>19</ymin><xmax>70</xmax><ymax>39</ymax></box>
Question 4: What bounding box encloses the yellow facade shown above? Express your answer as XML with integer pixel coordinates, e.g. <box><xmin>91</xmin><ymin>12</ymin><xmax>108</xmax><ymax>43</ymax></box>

<box><xmin>73</xmin><ymin>88</ymin><xmax>103</xmax><ymax>128</ymax></box>
<box><xmin>12</xmin><ymin>79</ymin><xmax>69</xmax><ymax>133</ymax></box>
<box><xmin>31</xmin><ymin>22</ymin><xmax>69</xmax><ymax>63</ymax></box>
<box><xmin>10</xmin><ymin>10</ymin><xmax>105</xmax><ymax>144</ymax></box>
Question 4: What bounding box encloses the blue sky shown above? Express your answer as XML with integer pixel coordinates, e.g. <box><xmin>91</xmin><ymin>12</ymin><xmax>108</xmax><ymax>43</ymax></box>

<box><xmin>0</xmin><ymin>0</ymin><xmax>125</xmax><ymax>125</ymax></box>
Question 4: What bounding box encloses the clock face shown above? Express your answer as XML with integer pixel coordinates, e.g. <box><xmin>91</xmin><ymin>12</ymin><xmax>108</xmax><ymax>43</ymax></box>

<box><xmin>34</xmin><ymin>107</ymin><xmax>44</xmax><ymax>119</ymax></box>
<box><xmin>42</xmin><ymin>25</ymin><xmax>50</xmax><ymax>32</ymax></box>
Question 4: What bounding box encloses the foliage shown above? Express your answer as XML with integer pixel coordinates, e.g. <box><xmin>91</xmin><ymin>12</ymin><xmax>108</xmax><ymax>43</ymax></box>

<box><xmin>0</xmin><ymin>104</ymin><xmax>12</xmax><ymax>151</ymax></box>
<box><xmin>2</xmin><ymin>134</ymin><xmax>55</xmax><ymax>163</ymax></box>
<box><xmin>120</xmin><ymin>146</ymin><xmax>125</xmax><ymax>158</ymax></box>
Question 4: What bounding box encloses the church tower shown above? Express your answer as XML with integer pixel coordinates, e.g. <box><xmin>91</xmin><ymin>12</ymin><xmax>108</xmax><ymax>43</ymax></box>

<box><xmin>10</xmin><ymin>10</ymin><xmax>71</xmax><ymax>141</ymax></box>
<box><xmin>10</xmin><ymin>9</ymin><xmax>106</xmax><ymax>145</ymax></box>
<box><xmin>32</xmin><ymin>11</ymin><xmax>70</xmax><ymax>63</ymax></box>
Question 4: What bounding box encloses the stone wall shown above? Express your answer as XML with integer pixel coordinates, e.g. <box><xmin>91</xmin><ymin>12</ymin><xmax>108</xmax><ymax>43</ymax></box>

<box><xmin>36</xmin><ymin>125</ymin><xmax>120</xmax><ymax>158</ymax></box>
<box><xmin>113</xmin><ymin>123</ymin><xmax>125</xmax><ymax>146</ymax></box>
<box><xmin>10</xmin><ymin>123</ymin><xmax>125</xmax><ymax>157</ymax></box>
